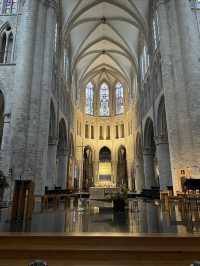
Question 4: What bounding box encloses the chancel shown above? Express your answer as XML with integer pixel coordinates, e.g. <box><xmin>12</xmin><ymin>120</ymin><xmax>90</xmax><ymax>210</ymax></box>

<box><xmin>0</xmin><ymin>0</ymin><xmax>200</xmax><ymax>265</ymax></box>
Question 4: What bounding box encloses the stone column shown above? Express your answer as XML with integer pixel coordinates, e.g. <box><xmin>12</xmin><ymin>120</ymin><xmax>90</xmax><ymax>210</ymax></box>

<box><xmin>34</xmin><ymin>2</ymin><xmax>57</xmax><ymax>194</ymax></box>
<box><xmin>156</xmin><ymin>136</ymin><xmax>172</xmax><ymax>190</ymax></box>
<box><xmin>135</xmin><ymin>158</ymin><xmax>145</xmax><ymax>193</ymax></box>
<box><xmin>46</xmin><ymin>138</ymin><xmax>57</xmax><ymax>189</ymax></box>
<box><xmin>23</xmin><ymin>0</ymin><xmax>47</xmax><ymax>188</ymax></box>
<box><xmin>175</xmin><ymin>0</ymin><xmax>200</xmax><ymax>168</ymax></box>
<box><xmin>143</xmin><ymin>149</ymin><xmax>156</xmax><ymax>189</ymax></box>
<box><xmin>57</xmin><ymin>151</ymin><xmax>68</xmax><ymax>188</ymax></box>
<box><xmin>0</xmin><ymin>112</ymin><xmax>12</xmax><ymax>201</ymax></box>
<box><xmin>157</xmin><ymin>0</ymin><xmax>200</xmax><ymax>192</ymax></box>
<box><xmin>10</xmin><ymin>0</ymin><xmax>39</xmax><ymax>178</ymax></box>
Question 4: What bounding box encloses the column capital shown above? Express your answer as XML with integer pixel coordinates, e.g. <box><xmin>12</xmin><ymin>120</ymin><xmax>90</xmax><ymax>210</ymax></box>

<box><xmin>155</xmin><ymin>134</ymin><xmax>168</xmax><ymax>145</ymax></box>
<box><xmin>57</xmin><ymin>149</ymin><xmax>68</xmax><ymax>157</ymax></box>
<box><xmin>43</xmin><ymin>0</ymin><xmax>58</xmax><ymax>9</ymax></box>
<box><xmin>48</xmin><ymin>136</ymin><xmax>58</xmax><ymax>145</ymax></box>
<box><xmin>143</xmin><ymin>147</ymin><xmax>154</xmax><ymax>156</ymax></box>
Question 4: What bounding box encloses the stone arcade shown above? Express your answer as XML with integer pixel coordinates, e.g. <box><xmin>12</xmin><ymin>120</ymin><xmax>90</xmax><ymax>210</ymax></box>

<box><xmin>0</xmin><ymin>1</ymin><xmax>200</xmax><ymax>266</ymax></box>
<box><xmin>0</xmin><ymin>0</ymin><xmax>199</xmax><ymax>202</ymax></box>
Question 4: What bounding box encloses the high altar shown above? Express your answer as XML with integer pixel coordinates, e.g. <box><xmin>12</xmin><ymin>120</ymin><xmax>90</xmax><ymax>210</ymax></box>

<box><xmin>90</xmin><ymin>162</ymin><xmax>120</xmax><ymax>199</ymax></box>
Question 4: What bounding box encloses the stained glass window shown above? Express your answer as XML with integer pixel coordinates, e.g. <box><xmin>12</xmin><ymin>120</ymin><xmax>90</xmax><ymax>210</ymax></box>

<box><xmin>190</xmin><ymin>0</ymin><xmax>200</xmax><ymax>8</ymax></box>
<box><xmin>115</xmin><ymin>82</ymin><xmax>124</xmax><ymax>114</ymax></box>
<box><xmin>85</xmin><ymin>82</ymin><xmax>94</xmax><ymax>115</ymax></box>
<box><xmin>140</xmin><ymin>46</ymin><xmax>149</xmax><ymax>80</ymax></box>
<box><xmin>3</xmin><ymin>0</ymin><xmax>18</xmax><ymax>14</ymax></box>
<box><xmin>153</xmin><ymin>11</ymin><xmax>160</xmax><ymax>50</ymax></box>
<box><xmin>100</xmin><ymin>82</ymin><xmax>109</xmax><ymax>116</ymax></box>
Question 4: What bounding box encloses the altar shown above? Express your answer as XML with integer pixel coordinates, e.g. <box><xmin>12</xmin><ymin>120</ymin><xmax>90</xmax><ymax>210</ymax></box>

<box><xmin>89</xmin><ymin>159</ymin><xmax>120</xmax><ymax>199</ymax></box>
<box><xmin>89</xmin><ymin>186</ymin><xmax>121</xmax><ymax>200</ymax></box>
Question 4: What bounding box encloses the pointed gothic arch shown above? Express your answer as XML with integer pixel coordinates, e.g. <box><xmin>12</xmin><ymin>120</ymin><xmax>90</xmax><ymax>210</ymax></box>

<box><xmin>82</xmin><ymin>146</ymin><xmax>94</xmax><ymax>191</ymax></box>
<box><xmin>0</xmin><ymin>23</ymin><xmax>13</xmax><ymax>64</ymax></box>
<box><xmin>143</xmin><ymin>118</ymin><xmax>158</xmax><ymax>189</ymax></box>
<box><xmin>57</xmin><ymin>118</ymin><xmax>68</xmax><ymax>188</ymax></box>
<box><xmin>156</xmin><ymin>96</ymin><xmax>173</xmax><ymax>190</ymax></box>
<box><xmin>117</xmin><ymin>145</ymin><xmax>128</xmax><ymax>188</ymax></box>
<box><xmin>135</xmin><ymin>133</ymin><xmax>145</xmax><ymax>192</ymax></box>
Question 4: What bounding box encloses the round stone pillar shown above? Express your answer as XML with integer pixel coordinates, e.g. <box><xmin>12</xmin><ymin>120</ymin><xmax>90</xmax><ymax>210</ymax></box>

<box><xmin>135</xmin><ymin>158</ymin><xmax>145</xmax><ymax>193</ymax></box>
<box><xmin>143</xmin><ymin>149</ymin><xmax>156</xmax><ymax>189</ymax></box>
<box><xmin>156</xmin><ymin>136</ymin><xmax>172</xmax><ymax>190</ymax></box>
<box><xmin>34</xmin><ymin>2</ymin><xmax>57</xmax><ymax>194</ymax></box>
<box><xmin>175</xmin><ymin>0</ymin><xmax>200</xmax><ymax>166</ymax></box>
<box><xmin>47</xmin><ymin>138</ymin><xmax>57</xmax><ymax>189</ymax></box>
<box><xmin>10</xmin><ymin>0</ymin><xmax>39</xmax><ymax>178</ymax></box>
<box><xmin>57</xmin><ymin>151</ymin><xmax>68</xmax><ymax>188</ymax></box>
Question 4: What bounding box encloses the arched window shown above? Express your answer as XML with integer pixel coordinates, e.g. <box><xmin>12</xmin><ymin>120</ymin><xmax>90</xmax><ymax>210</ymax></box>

<box><xmin>140</xmin><ymin>45</ymin><xmax>149</xmax><ymax>80</ymax></box>
<box><xmin>54</xmin><ymin>23</ymin><xmax>58</xmax><ymax>52</ymax></box>
<box><xmin>190</xmin><ymin>0</ymin><xmax>200</xmax><ymax>8</ymax></box>
<box><xmin>100</xmin><ymin>82</ymin><xmax>109</xmax><ymax>116</ymax></box>
<box><xmin>2</xmin><ymin>0</ymin><xmax>18</xmax><ymax>14</ymax></box>
<box><xmin>0</xmin><ymin>32</ymin><xmax>6</xmax><ymax>63</ymax></box>
<box><xmin>85</xmin><ymin>82</ymin><xmax>94</xmax><ymax>115</ymax></box>
<box><xmin>0</xmin><ymin>26</ymin><xmax>13</xmax><ymax>64</ymax></box>
<box><xmin>115</xmin><ymin>82</ymin><xmax>124</xmax><ymax>114</ymax></box>
<box><xmin>152</xmin><ymin>11</ymin><xmax>160</xmax><ymax>50</ymax></box>
<box><xmin>6</xmin><ymin>32</ymin><xmax>13</xmax><ymax>63</ymax></box>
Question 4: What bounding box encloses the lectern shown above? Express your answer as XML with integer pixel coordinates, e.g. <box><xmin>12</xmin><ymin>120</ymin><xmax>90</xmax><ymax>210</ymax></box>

<box><xmin>11</xmin><ymin>180</ymin><xmax>34</xmax><ymax>221</ymax></box>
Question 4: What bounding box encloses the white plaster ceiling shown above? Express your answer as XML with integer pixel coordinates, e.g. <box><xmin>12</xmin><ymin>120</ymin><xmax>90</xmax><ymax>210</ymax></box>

<box><xmin>62</xmin><ymin>0</ymin><xmax>149</xmax><ymax>89</ymax></box>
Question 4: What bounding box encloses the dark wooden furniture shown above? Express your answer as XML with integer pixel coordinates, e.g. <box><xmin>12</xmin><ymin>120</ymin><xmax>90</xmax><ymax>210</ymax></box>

<box><xmin>0</xmin><ymin>233</ymin><xmax>200</xmax><ymax>266</ymax></box>
<box><xmin>11</xmin><ymin>180</ymin><xmax>34</xmax><ymax>221</ymax></box>
<box><xmin>183</xmin><ymin>178</ymin><xmax>200</xmax><ymax>192</ymax></box>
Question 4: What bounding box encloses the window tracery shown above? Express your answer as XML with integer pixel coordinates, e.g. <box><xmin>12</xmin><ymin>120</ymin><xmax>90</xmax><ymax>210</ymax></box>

<box><xmin>0</xmin><ymin>26</ymin><xmax>13</xmax><ymax>64</ymax></box>
<box><xmin>85</xmin><ymin>82</ymin><xmax>94</xmax><ymax>115</ymax></box>
<box><xmin>1</xmin><ymin>0</ymin><xmax>18</xmax><ymax>14</ymax></box>
<box><xmin>115</xmin><ymin>82</ymin><xmax>124</xmax><ymax>114</ymax></box>
<box><xmin>100</xmin><ymin>82</ymin><xmax>109</xmax><ymax>116</ymax></box>
<box><xmin>152</xmin><ymin>11</ymin><xmax>160</xmax><ymax>50</ymax></box>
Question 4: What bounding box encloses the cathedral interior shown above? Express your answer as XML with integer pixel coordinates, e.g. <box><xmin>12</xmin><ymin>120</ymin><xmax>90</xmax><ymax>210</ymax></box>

<box><xmin>0</xmin><ymin>0</ymin><xmax>200</xmax><ymax>265</ymax></box>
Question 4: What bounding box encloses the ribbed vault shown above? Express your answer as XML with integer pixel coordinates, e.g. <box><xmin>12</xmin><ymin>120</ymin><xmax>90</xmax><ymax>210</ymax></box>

<box><xmin>62</xmin><ymin>0</ymin><xmax>149</xmax><ymax>90</ymax></box>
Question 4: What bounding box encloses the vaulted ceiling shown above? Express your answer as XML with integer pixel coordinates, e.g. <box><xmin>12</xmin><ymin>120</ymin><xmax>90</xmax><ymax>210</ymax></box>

<box><xmin>62</xmin><ymin>0</ymin><xmax>150</xmax><ymax>89</ymax></box>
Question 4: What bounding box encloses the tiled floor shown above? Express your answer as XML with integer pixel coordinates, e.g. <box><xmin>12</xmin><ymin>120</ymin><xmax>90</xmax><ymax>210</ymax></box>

<box><xmin>0</xmin><ymin>198</ymin><xmax>200</xmax><ymax>234</ymax></box>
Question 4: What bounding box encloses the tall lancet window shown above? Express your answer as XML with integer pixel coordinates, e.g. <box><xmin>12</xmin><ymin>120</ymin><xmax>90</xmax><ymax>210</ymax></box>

<box><xmin>115</xmin><ymin>82</ymin><xmax>124</xmax><ymax>114</ymax></box>
<box><xmin>100</xmin><ymin>82</ymin><xmax>109</xmax><ymax>116</ymax></box>
<box><xmin>85</xmin><ymin>82</ymin><xmax>94</xmax><ymax>115</ymax></box>
<box><xmin>3</xmin><ymin>0</ymin><xmax>18</xmax><ymax>14</ymax></box>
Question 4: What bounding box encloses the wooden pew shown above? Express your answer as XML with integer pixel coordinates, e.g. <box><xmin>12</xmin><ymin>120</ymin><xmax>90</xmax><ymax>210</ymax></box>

<box><xmin>0</xmin><ymin>233</ymin><xmax>200</xmax><ymax>266</ymax></box>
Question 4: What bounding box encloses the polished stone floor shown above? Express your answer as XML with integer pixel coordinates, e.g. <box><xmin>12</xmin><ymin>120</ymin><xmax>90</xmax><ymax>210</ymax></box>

<box><xmin>0</xmin><ymin>198</ymin><xmax>200</xmax><ymax>234</ymax></box>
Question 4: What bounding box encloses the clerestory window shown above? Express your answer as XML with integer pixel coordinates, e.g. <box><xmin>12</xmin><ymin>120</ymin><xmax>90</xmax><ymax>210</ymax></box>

<box><xmin>100</xmin><ymin>82</ymin><xmax>109</xmax><ymax>116</ymax></box>
<box><xmin>85</xmin><ymin>82</ymin><xmax>94</xmax><ymax>115</ymax></box>
<box><xmin>0</xmin><ymin>26</ymin><xmax>13</xmax><ymax>64</ymax></box>
<box><xmin>152</xmin><ymin>11</ymin><xmax>160</xmax><ymax>50</ymax></box>
<box><xmin>1</xmin><ymin>0</ymin><xmax>18</xmax><ymax>14</ymax></box>
<box><xmin>115</xmin><ymin>82</ymin><xmax>124</xmax><ymax>115</ymax></box>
